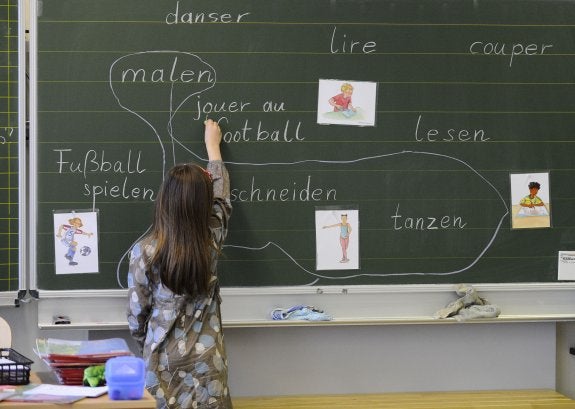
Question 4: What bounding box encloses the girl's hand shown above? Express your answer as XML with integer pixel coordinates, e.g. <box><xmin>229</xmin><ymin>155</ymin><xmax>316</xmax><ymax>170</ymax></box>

<box><xmin>204</xmin><ymin>119</ymin><xmax>222</xmax><ymax>161</ymax></box>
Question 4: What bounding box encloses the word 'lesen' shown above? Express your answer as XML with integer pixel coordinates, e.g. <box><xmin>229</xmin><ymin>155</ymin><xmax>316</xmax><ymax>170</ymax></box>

<box><xmin>415</xmin><ymin>115</ymin><xmax>488</xmax><ymax>142</ymax></box>
<box><xmin>165</xmin><ymin>1</ymin><xmax>251</xmax><ymax>24</ymax></box>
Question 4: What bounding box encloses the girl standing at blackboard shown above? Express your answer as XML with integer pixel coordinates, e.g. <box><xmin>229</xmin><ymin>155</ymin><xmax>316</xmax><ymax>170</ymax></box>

<box><xmin>127</xmin><ymin>119</ymin><xmax>233</xmax><ymax>409</ymax></box>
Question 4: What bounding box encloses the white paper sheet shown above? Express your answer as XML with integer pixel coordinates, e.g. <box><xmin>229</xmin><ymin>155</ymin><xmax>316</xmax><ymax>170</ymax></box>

<box><xmin>23</xmin><ymin>384</ymin><xmax>108</xmax><ymax>397</ymax></box>
<box><xmin>558</xmin><ymin>251</ymin><xmax>575</xmax><ymax>280</ymax></box>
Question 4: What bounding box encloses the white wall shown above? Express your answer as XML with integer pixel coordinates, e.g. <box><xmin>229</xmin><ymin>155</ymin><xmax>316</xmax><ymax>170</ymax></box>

<box><xmin>222</xmin><ymin>323</ymin><xmax>556</xmax><ymax>396</ymax></box>
<box><xmin>0</xmin><ymin>301</ymin><xmax>561</xmax><ymax>398</ymax></box>
<box><xmin>557</xmin><ymin>322</ymin><xmax>575</xmax><ymax>399</ymax></box>
<box><xmin>0</xmin><ymin>302</ymin><xmax>88</xmax><ymax>371</ymax></box>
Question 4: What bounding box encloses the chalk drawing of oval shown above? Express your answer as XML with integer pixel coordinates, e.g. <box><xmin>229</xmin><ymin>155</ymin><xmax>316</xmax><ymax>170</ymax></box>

<box><xmin>109</xmin><ymin>51</ymin><xmax>216</xmax><ymax>131</ymax></box>
<box><xmin>220</xmin><ymin>150</ymin><xmax>509</xmax><ymax>286</ymax></box>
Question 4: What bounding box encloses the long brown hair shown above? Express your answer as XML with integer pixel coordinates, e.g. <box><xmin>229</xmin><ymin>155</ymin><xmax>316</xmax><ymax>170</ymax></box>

<box><xmin>146</xmin><ymin>163</ymin><xmax>214</xmax><ymax>297</ymax></box>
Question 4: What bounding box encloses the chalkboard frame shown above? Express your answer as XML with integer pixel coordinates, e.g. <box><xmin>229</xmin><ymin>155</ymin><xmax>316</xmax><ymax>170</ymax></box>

<box><xmin>35</xmin><ymin>283</ymin><xmax>575</xmax><ymax>329</ymax></box>
<box><xmin>28</xmin><ymin>0</ymin><xmax>575</xmax><ymax>324</ymax></box>
<box><xmin>0</xmin><ymin>0</ymin><xmax>26</xmax><ymax>306</ymax></box>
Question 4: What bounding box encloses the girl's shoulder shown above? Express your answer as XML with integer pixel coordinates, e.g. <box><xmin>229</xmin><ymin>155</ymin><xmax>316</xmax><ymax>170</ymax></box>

<box><xmin>131</xmin><ymin>238</ymin><xmax>157</xmax><ymax>259</ymax></box>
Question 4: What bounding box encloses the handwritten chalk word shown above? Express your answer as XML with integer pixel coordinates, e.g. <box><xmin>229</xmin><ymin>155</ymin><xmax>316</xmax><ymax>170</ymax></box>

<box><xmin>120</xmin><ymin>56</ymin><xmax>214</xmax><ymax>84</ymax></box>
<box><xmin>263</xmin><ymin>101</ymin><xmax>286</xmax><ymax>112</ymax></box>
<box><xmin>231</xmin><ymin>176</ymin><xmax>337</xmax><ymax>202</ymax></box>
<box><xmin>84</xmin><ymin>177</ymin><xmax>155</xmax><ymax>201</ymax></box>
<box><xmin>53</xmin><ymin>149</ymin><xmax>146</xmax><ymax>179</ymax></box>
<box><xmin>0</xmin><ymin>127</ymin><xmax>14</xmax><ymax>144</ymax></box>
<box><xmin>219</xmin><ymin>118</ymin><xmax>303</xmax><ymax>143</ymax></box>
<box><xmin>391</xmin><ymin>203</ymin><xmax>467</xmax><ymax>231</ymax></box>
<box><xmin>330</xmin><ymin>26</ymin><xmax>377</xmax><ymax>54</ymax></box>
<box><xmin>192</xmin><ymin>96</ymin><xmax>251</xmax><ymax>120</ymax></box>
<box><xmin>414</xmin><ymin>115</ymin><xmax>488</xmax><ymax>142</ymax></box>
<box><xmin>166</xmin><ymin>1</ymin><xmax>251</xmax><ymax>24</ymax></box>
<box><xmin>469</xmin><ymin>41</ymin><xmax>553</xmax><ymax>67</ymax></box>
<box><xmin>256</xmin><ymin>120</ymin><xmax>303</xmax><ymax>142</ymax></box>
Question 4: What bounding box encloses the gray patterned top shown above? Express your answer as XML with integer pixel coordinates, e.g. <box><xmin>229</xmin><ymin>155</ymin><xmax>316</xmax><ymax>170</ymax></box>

<box><xmin>127</xmin><ymin>160</ymin><xmax>233</xmax><ymax>409</ymax></box>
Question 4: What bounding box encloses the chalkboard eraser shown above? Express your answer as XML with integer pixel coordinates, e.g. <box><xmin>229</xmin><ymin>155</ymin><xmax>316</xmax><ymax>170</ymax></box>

<box><xmin>53</xmin><ymin>315</ymin><xmax>71</xmax><ymax>325</ymax></box>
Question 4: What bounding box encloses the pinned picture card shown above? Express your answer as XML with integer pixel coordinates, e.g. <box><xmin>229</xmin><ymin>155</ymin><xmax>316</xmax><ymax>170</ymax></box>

<box><xmin>509</xmin><ymin>172</ymin><xmax>551</xmax><ymax>229</ymax></box>
<box><xmin>53</xmin><ymin>210</ymin><xmax>99</xmax><ymax>275</ymax></box>
<box><xmin>317</xmin><ymin>79</ymin><xmax>378</xmax><ymax>127</ymax></box>
<box><xmin>315</xmin><ymin>207</ymin><xmax>359</xmax><ymax>271</ymax></box>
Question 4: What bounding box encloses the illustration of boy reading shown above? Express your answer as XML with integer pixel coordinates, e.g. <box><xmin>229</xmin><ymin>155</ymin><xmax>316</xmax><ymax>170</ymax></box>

<box><xmin>56</xmin><ymin>217</ymin><xmax>93</xmax><ymax>266</ymax></box>
<box><xmin>323</xmin><ymin>214</ymin><xmax>352</xmax><ymax>263</ymax></box>
<box><xmin>328</xmin><ymin>83</ymin><xmax>356</xmax><ymax>118</ymax></box>
<box><xmin>517</xmin><ymin>181</ymin><xmax>549</xmax><ymax>217</ymax></box>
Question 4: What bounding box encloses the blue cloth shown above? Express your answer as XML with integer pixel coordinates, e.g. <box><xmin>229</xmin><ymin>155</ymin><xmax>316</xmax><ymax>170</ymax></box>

<box><xmin>271</xmin><ymin>305</ymin><xmax>332</xmax><ymax>321</ymax></box>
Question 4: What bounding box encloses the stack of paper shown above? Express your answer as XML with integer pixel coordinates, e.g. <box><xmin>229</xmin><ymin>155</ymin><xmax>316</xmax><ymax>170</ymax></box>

<box><xmin>35</xmin><ymin>338</ymin><xmax>133</xmax><ymax>385</ymax></box>
<box><xmin>2</xmin><ymin>384</ymin><xmax>108</xmax><ymax>404</ymax></box>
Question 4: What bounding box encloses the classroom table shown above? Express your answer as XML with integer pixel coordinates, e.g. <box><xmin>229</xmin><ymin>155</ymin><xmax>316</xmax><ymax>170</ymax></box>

<box><xmin>0</xmin><ymin>373</ymin><xmax>156</xmax><ymax>408</ymax></box>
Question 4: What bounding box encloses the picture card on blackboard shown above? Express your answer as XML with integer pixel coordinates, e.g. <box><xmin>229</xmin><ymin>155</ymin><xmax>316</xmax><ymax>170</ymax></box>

<box><xmin>317</xmin><ymin>79</ymin><xmax>377</xmax><ymax>126</ymax></box>
<box><xmin>53</xmin><ymin>210</ymin><xmax>99</xmax><ymax>275</ymax></box>
<box><xmin>315</xmin><ymin>207</ymin><xmax>359</xmax><ymax>271</ymax></box>
<box><xmin>509</xmin><ymin>172</ymin><xmax>551</xmax><ymax>229</ymax></box>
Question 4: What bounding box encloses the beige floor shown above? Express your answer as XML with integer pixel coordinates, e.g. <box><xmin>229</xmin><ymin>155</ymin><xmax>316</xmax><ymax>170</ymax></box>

<box><xmin>233</xmin><ymin>389</ymin><xmax>575</xmax><ymax>409</ymax></box>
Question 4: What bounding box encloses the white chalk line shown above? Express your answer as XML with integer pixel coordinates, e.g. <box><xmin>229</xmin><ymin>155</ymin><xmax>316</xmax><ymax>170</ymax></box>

<box><xmin>110</xmin><ymin>51</ymin><xmax>509</xmax><ymax>287</ymax></box>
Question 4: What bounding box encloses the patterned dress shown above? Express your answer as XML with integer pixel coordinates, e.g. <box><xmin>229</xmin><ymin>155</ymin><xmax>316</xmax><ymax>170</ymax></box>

<box><xmin>127</xmin><ymin>160</ymin><xmax>233</xmax><ymax>409</ymax></box>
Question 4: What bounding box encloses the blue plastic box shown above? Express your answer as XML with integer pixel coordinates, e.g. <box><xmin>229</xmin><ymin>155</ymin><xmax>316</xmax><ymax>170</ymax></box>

<box><xmin>105</xmin><ymin>356</ymin><xmax>145</xmax><ymax>400</ymax></box>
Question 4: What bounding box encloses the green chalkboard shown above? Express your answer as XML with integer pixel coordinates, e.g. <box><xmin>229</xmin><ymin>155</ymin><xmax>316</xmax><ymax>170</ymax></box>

<box><xmin>34</xmin><ymin>0</ymin><xmax>575</xmax><ymax>291</ymax></box>
<box><xmin>0</xmin><ymin>0</ymin><xmax>20</xmax><ymax>293</ymax></box>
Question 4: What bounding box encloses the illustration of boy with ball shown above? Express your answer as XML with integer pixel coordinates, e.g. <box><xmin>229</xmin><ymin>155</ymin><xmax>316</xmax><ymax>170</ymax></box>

<box><xmin>56</xmin><ymin>217</ymin><xmax>93</xmax><ymax>266</ymax></box>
